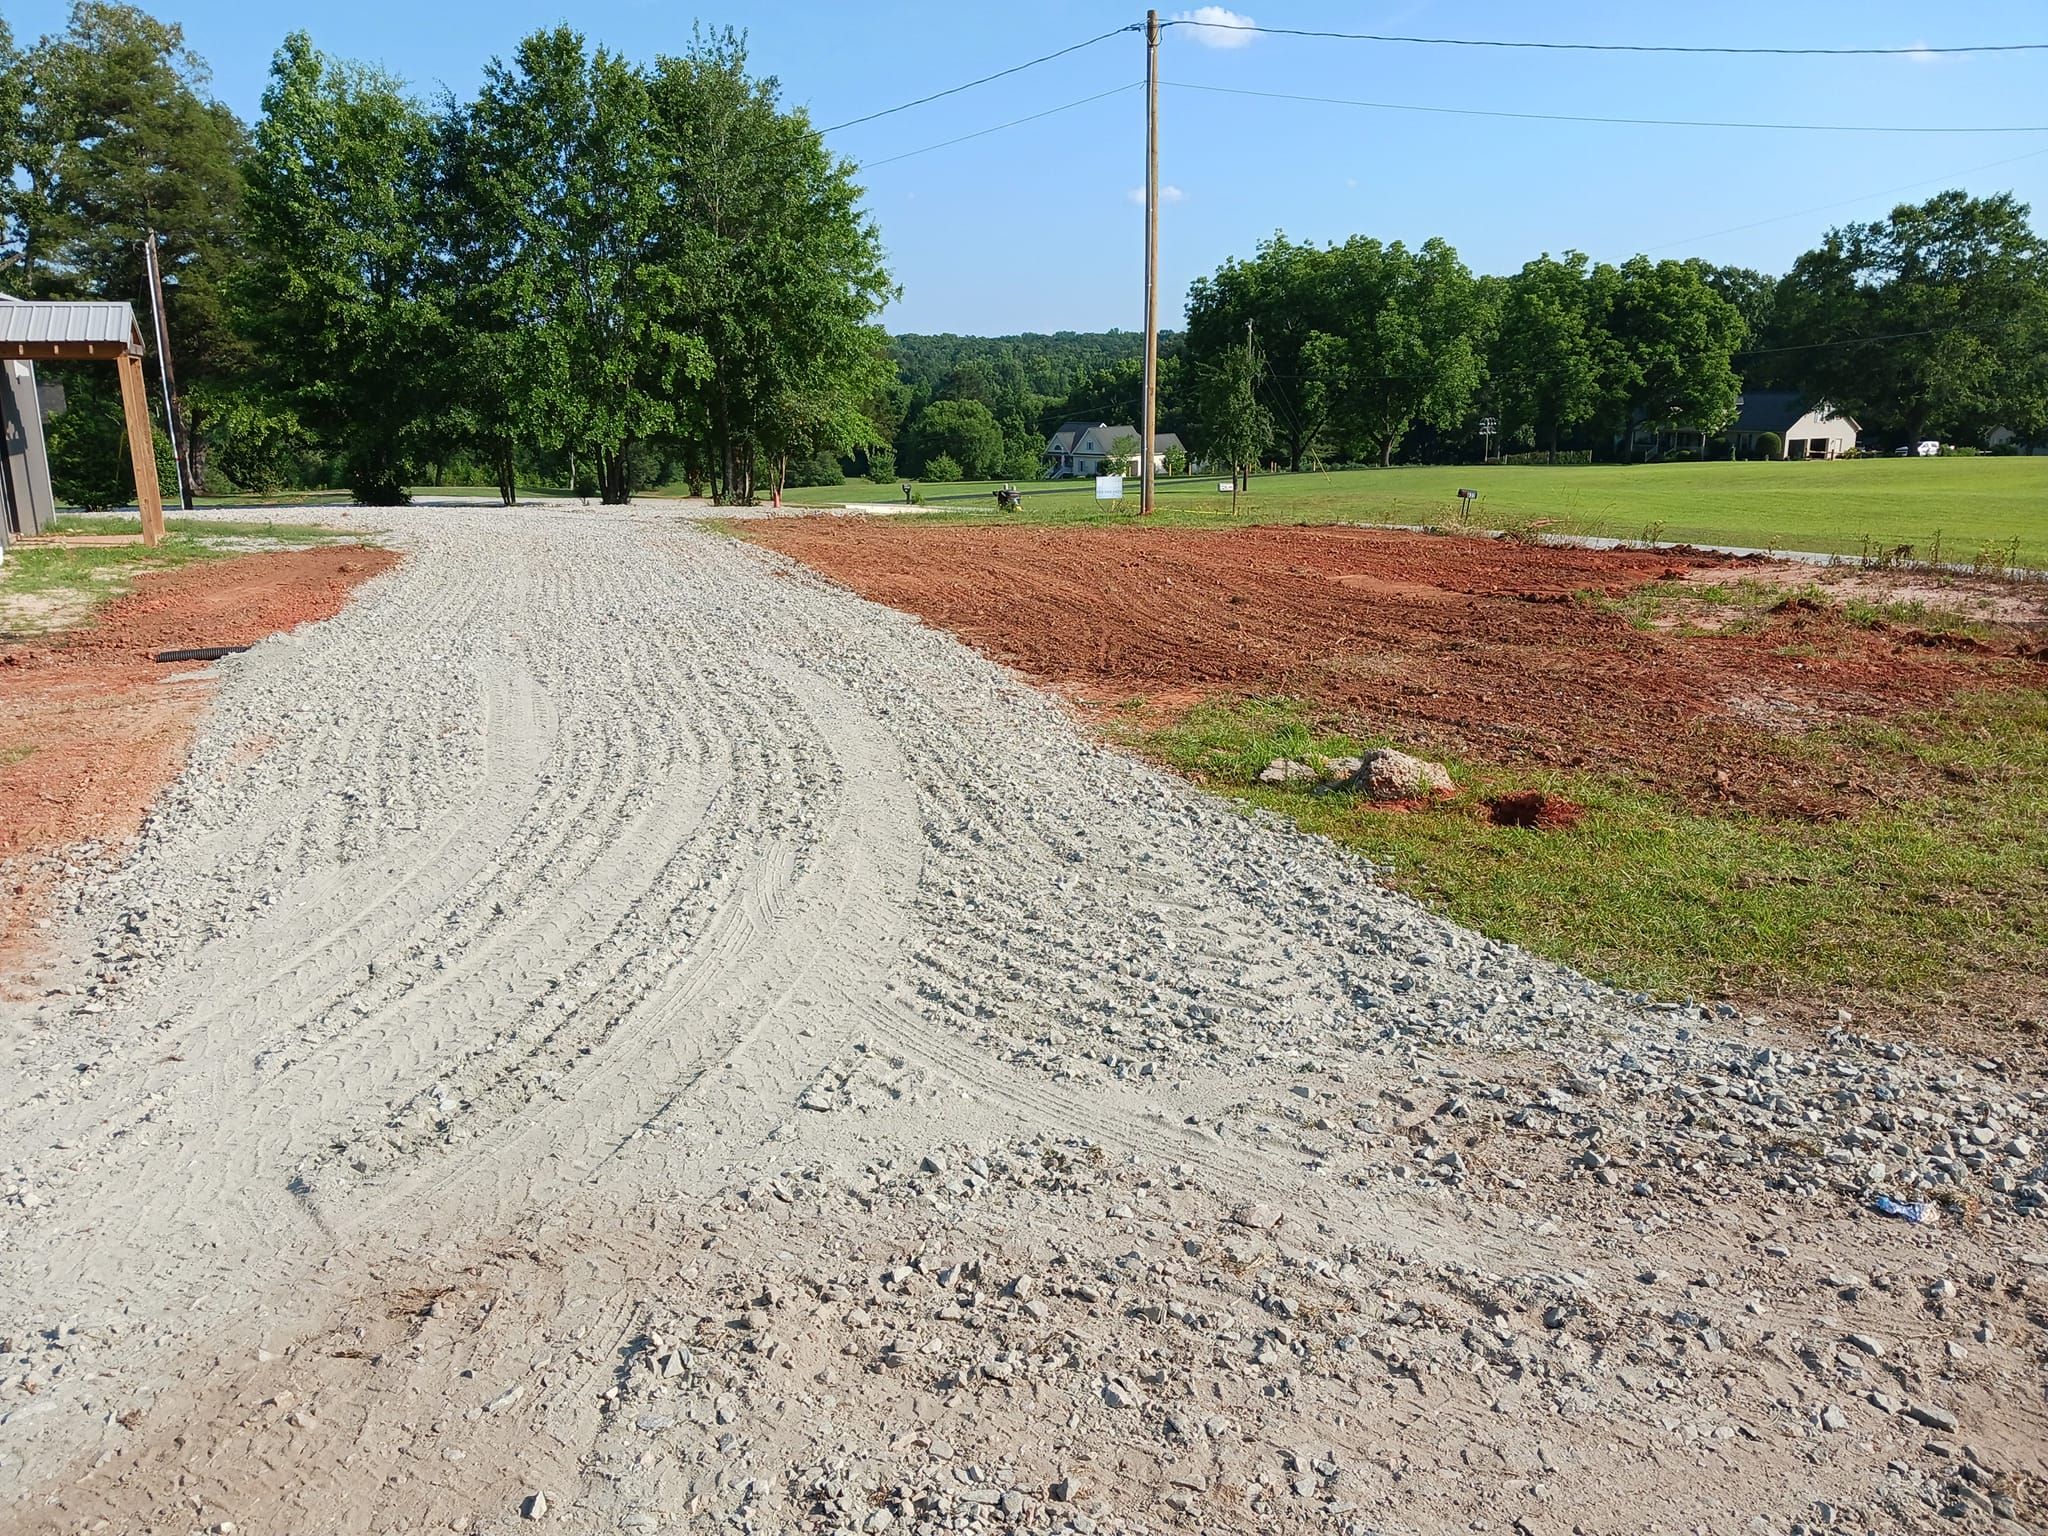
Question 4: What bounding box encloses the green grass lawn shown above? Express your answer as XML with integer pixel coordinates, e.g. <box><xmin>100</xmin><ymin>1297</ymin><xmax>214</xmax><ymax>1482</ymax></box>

<box><xmin>1130</xmin><ymin>692</ymin><xmax>2048</xmax><ymax>1022</ymax></box>
<box><xmin>781</xmin><ymin>457</ymin><xmax>2048</xmax><ymax>567</ymax></box>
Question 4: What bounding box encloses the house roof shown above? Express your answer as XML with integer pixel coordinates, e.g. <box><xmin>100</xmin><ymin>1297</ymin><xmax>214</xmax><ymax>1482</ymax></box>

<box><xmin>1046</xmin><ymin>420</ymin><xmax>1184</xmax><ymax>454</ymax></box>
<box><xmin>1733</xmin><ymin>390</ymin><xmax>1856</xmax><ymax>435</ymax></box>
<box><xmin>0</xmin><ymin>298</ymin><xmax>145</xmax><ymax>356</ymax></box>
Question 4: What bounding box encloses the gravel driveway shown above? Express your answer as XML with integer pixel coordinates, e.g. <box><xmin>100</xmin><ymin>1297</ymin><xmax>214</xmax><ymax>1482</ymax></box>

<box><xmin>1</xmin><ymin>505</ymin><xmax>2041</xmax><ymax>1534</ymax></box>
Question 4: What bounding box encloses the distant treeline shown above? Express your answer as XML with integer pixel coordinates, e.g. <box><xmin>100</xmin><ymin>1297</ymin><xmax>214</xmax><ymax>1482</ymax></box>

<box><xmin>886</xmin><ymin>197</ymin><xmax>2048</xmax><ymax>481</ymax></box>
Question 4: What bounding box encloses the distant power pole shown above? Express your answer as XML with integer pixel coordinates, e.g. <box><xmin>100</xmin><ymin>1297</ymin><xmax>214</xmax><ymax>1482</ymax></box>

<box><xmin>1140</xmin><ymin>8</ymin><xmax>1160</xmax><ymax>517</ymax></box>
<box><xmin>143</xmin><ymin>230</ymin><xmax>195</xmax><ymax>510</ymax></box>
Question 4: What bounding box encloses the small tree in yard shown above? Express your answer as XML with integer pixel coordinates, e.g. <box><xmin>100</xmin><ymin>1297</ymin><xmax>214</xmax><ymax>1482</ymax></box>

<box><xmin>1754</xmin><ymin>430</ymin><xmax>1782</xmax><ymax>460</ymax></box>
<box><xmin>1107</xmin><ymin>433</ymin><xmax>1139</xmax><ymax>475</ymax></box>
<box><xmin>924</xmin><ymin>453</ymin><xmax>962</xmax><ymax>483</ymax></box>
<box><xmin>1200</xmin><ymin>335</ymin><xmax>1274</xmax><ymax>513</ymax></box>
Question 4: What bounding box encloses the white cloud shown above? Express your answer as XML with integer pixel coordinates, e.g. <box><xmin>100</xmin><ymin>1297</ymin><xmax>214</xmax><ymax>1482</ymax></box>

<box><xmin>1174</xmin><ymin>6</ymin><xmax>1256</xmax><ymax>47</ymax></box>
<box><xmin>1125</xmin><ymin>184</ymin><xmax>1187</xmax><ymax>206</ymax></box>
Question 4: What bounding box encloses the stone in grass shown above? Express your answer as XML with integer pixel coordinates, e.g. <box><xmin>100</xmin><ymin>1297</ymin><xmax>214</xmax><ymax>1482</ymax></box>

<box><xmin>1258</xmin><ymin>758</ymin><xmax>1317</xmax><ymax>785</ymax></box>
<box><xmin>1350</xmin><ymin>749</ymin><xmax>1455</xmax><ymax>802</ymax></box>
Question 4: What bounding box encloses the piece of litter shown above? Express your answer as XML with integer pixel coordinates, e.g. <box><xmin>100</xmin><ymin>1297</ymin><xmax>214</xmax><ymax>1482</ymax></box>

<box><xmin>1870</xmin><ymin>1195</ymin><xmax>1939</xmax><ymax>1226</ymax></box>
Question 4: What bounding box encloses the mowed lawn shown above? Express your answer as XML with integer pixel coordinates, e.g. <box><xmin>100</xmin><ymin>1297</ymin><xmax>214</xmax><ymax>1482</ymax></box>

<box><xmin>783</xmin><ymin>456</ymin><xmax>2048</xmax><ymax>567</ymax></box>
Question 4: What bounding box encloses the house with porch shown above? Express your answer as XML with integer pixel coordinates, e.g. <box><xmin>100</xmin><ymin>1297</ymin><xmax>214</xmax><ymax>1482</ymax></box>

<box><xmin>1044</xmin><ymin>420</ymin><xmax>1185</xmax><ymax>478</ymax></box>
<box><xmin>1628</xmin><ymin>391</ymin><xmax>1860</xmax><ymax>461</ymax></box>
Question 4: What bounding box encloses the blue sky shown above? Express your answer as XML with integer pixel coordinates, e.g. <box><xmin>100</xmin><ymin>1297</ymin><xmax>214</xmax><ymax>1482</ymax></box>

<box><xmin>15</xmin><ymin>0</ymin><xmax>2048</xmax><ymax>334</ymax></box>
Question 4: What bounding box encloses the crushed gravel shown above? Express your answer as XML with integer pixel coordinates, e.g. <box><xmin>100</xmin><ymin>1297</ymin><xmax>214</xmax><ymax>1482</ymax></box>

<box><xmin>0</xmin><ymin>503</ymin><xmax>2041</xmax><ymax>1534</ymax></box>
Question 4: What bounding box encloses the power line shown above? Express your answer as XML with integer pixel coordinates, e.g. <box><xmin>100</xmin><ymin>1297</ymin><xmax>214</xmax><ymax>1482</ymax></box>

<box><xmin>855</xmin><ymin>83</ymin><xmax>1142</xmax><ymax>170</ymax></box>
<box><xmin>1161</xmin><ymin>80</ymin><xmax>2048</xmax><ymax>135</ymax></box>
<box><xmin>1646</xmin><ymin>145</ymin><xmax>2048</xmax><ymax>250</ymax></box>
<box><xmin>1733</xmin><ymin>321</ymin><xmax>2001</xmax><ymax>358</ymax></box>
<box><xmin>1161</xmin><ymin>19</ymin><xmax>2048</xmax><ymax>56</ymax></box>
<box><xmin>818</xmin><ymin>24</ymin><xmax>1138</xmax><ymax>133</ymax></box>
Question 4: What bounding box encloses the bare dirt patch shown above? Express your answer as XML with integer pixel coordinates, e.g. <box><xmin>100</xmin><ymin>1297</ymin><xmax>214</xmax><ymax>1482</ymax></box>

<box><xmin>750</xmin><ymin>519</ymin><xmax>2042</xmax><ymax>817</ymax></box>
<box><xmin>0</xmin><ymin>545</ymin><xmax>398</xmax><ymax>979</ymax></box>
<box><xmin>1681</xmin><ymin>558</ymin><xmax>2048</xmax><ymax>630</ymax></box>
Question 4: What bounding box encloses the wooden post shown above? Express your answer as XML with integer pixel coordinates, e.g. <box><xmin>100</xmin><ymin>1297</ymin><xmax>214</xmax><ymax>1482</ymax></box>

<box><xmin>116</xmin><ymin>351</ymin><xmax>165</xmax><ymax>547</ymax></box>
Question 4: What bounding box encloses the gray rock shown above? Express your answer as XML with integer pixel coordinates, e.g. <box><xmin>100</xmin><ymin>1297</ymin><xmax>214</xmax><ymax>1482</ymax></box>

<box><xmin>1353</xmin><ymin>749</ymin><xmax>1455</xmax><ymax>801</ymax></box>
<box><xmin>1906</xmin><ymin>1404</ymin><xmax>1960</xmax><ymax>1433</ymax></box>
<box><xmin>1257</xmin><ymin>758</ymin><xmax>1316</xmax><ymax>785</ymax></box>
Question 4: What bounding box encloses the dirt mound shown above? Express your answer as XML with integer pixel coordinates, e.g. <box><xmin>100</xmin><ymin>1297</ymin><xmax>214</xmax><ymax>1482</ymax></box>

<box><xmin>0</xmin><ymin>545</ymin><xmax>398</xmax><ymax>979</ymax></box>
<box><xmin>1485</xmin><ymin>790</ymin><xmax>1585</xmax><ymax>829</ymax></box>
<box><xmin>750</xmin><ymin>520</ymin><xmax>2033</xmax><ymax>818</ymax></box>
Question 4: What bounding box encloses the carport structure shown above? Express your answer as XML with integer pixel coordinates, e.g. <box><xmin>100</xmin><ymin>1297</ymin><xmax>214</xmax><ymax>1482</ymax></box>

<box><xmin>0</xmin><ymin>299</ymin><xmax>164</xmax><ymax>548</ymax></box>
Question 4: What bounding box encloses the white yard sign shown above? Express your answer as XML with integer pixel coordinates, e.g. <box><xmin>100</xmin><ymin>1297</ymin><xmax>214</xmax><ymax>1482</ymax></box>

<box><xmin>1095</xmin><ymin>474</ymin><xmax>1124</xmax><ymax>500</ymax></box>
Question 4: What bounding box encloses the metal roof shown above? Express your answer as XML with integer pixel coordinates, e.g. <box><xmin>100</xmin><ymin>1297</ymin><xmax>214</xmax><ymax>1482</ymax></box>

<box><xmin>0</xmin><ymin>299</ymin><xmax>143</xmax><ymax>350</ymax></box>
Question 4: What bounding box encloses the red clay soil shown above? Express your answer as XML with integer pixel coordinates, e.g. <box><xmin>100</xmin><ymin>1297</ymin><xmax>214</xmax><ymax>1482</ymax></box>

<box><xmin>1</xmin><ymin>546</ymin><xmax>398</xmax><ymax>977</ymax></box>
<box><xmin>752</xmin><ymin>520</ymin><xmax>2043</xmax><ymax>816</ymax></box>
<box><xmin>1485</xmin><ymin>790</ymin><xmax>1586</xmax><ymax>830</ymax></box>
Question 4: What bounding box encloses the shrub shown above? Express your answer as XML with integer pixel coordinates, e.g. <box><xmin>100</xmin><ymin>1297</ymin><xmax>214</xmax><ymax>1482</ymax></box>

<box><xmin>784</xmin><ymin>451</ymin><xmax>844</xmax><ymax>487</ymax></box>
<box><xmin>1001</xmin><ymin>442</ymin><xmax>1043</xmax><ymax>482</ymax></box>
<box><xmin>1753</xmin><ymin>431</ymin><xmax>1783</xmax><ymax>460</ymax></box>
<box><xmin>864</xmin><ymin>446</ymin><xmax>897</xmax><ymax>483</ymax></box>
<box><xmin>923</xmin><ymin>453</ymin><xmax>962</xmax><ymax>483</ymax></box>
<box><xmin>45</xmin><ymin>397</ymin><xmax>180</xmax><ymax>510</ymax></box>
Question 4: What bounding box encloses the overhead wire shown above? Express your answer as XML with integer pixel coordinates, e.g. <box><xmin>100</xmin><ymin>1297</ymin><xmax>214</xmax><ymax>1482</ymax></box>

<box><xmin>1160</xmin><ymin>20</ymin><xmax>2048</xmax><ymax>57</ymax></box>
<box><xmin>853</xmin><ymin>82</ymin><xmax>1141</xmax><ymax>170</ymax></box>
<box><xmin>818</xmin><ymin>23</ymin><xmax>1139</xmax><ymax>133</ymax></box>
<box><xmin>1159</xmin><ymin>80</ymin><xmax>2048</xmax><ymax>135</ymax></box>
<box><xmin>1647</xmin><ymin>145</ymin><xmax>2048</xmax><ymax>250</ymax></box>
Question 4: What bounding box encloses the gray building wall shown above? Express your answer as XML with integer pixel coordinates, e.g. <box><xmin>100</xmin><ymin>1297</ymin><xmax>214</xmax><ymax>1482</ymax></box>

<box><xmin>2</xmin><ymin>358</ymin><xmax>57</xmax><ymax>544</ymax></box>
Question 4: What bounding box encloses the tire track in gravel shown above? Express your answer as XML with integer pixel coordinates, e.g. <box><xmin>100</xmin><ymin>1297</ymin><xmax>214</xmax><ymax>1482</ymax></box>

<box><xmin>0</xmin><ymin>507</ymin><xmax>1588</xmax><ymax>1509</ymax></box>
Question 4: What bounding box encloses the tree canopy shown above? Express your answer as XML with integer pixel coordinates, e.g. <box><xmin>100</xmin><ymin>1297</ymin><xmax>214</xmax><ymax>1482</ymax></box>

<box><xmin>1773</xmin><ymin>191</ymin><xmax>2048</xmax><ymax>444</ymax></box>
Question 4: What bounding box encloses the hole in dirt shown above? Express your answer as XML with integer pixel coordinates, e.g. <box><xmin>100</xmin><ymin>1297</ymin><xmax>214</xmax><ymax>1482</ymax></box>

<box><xmin>1485</xmin><ymin>791</ymin><xmax>1585</xmax><ymax>830</ymax></box>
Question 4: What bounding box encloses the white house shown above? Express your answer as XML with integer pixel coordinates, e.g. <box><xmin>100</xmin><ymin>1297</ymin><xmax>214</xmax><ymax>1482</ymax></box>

<box><xmin>1627</xmin><ymin>390</ymin><xmax>1860</xmax><ymax>460</ymax></box>
<box><xmin>1988</xmin><ymin>426</ymin><xmax>2047</xmax><ymax>456</ymax></box>
<box><xmin>1044</xmin><ymin>420</ymin><xmax>1185</xmax><ymax>478</ymax></box>
<box><xmin>1728</xmin><ymin>391</ymin><xmax>1860</xmax><ymax>460</ymax></box>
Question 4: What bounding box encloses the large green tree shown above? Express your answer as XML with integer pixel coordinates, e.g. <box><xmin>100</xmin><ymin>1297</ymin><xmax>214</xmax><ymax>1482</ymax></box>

<box><xmin>1491</xmin><ymin>252</ymin><xmax>1616</xmax><ymax>458</ymax></box>
<box><xmin>1774</xmin><ymin>190</ymin><xmax>2048</xmax><ymax>444</ymax></box>
<box><xmin>1603</xmin><ymin>256</ymin><xmax>1747</xmax><ymax>450</ymax></box>
<box><xmin>1185</xmin><ymin>235</ymin><xmax>1333</xmax><ymax>470</ymax></box>
<box><xmin>239</xmin><ymin>32</ymin><xmax>444</xmax><ymax>503</ymax></box>
<box><xmin>443</xmin><ymin>27</ymin><xmax>684</xmax><ymax>505</ymax></box>
<box><xmin>1300</xmin><ymin>236</ymin><xmax>1492</xmax><ymax>467</ymax></box>
<box><xmin>647</xmin><ymin>28</ymin><xmax>892</xmax><ymax>504</ymax></box>
<box><xmin>902</xmin><ymin>397</ymin><xmax>1004</xmax><ymax>478</ymax></box>
<box><xmin>15</xmin><ymin>2</ymin><xmax>249</xmax><ymax>492</ymax></box>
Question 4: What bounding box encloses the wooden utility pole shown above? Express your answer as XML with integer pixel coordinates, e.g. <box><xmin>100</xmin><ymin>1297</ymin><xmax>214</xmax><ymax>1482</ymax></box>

<box><xmin>1140</xmin><ymin>8</ymin><xmax>1160</xmax><ymax>517</ymax></box>
<box><xmin>143</xmin><ymin>230</ymin><xmax>194</xmax><ymax>510</ymax></box>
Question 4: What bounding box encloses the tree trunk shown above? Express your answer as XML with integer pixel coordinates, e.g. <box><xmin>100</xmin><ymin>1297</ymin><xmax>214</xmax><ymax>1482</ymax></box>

<box><xmin>183</xmin><ymin>398</ymin><xmax>210</xmax><ymax>498</ymax></box>
<box><xmin>496</xmin><ymin>441</ymin><xmax>517</xmax><ymax>507</ymax></box>
<box><xmin>1380</xmin><ymin>437</ymin><xmax>1395</xmax><ymax>468</ymax></box>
